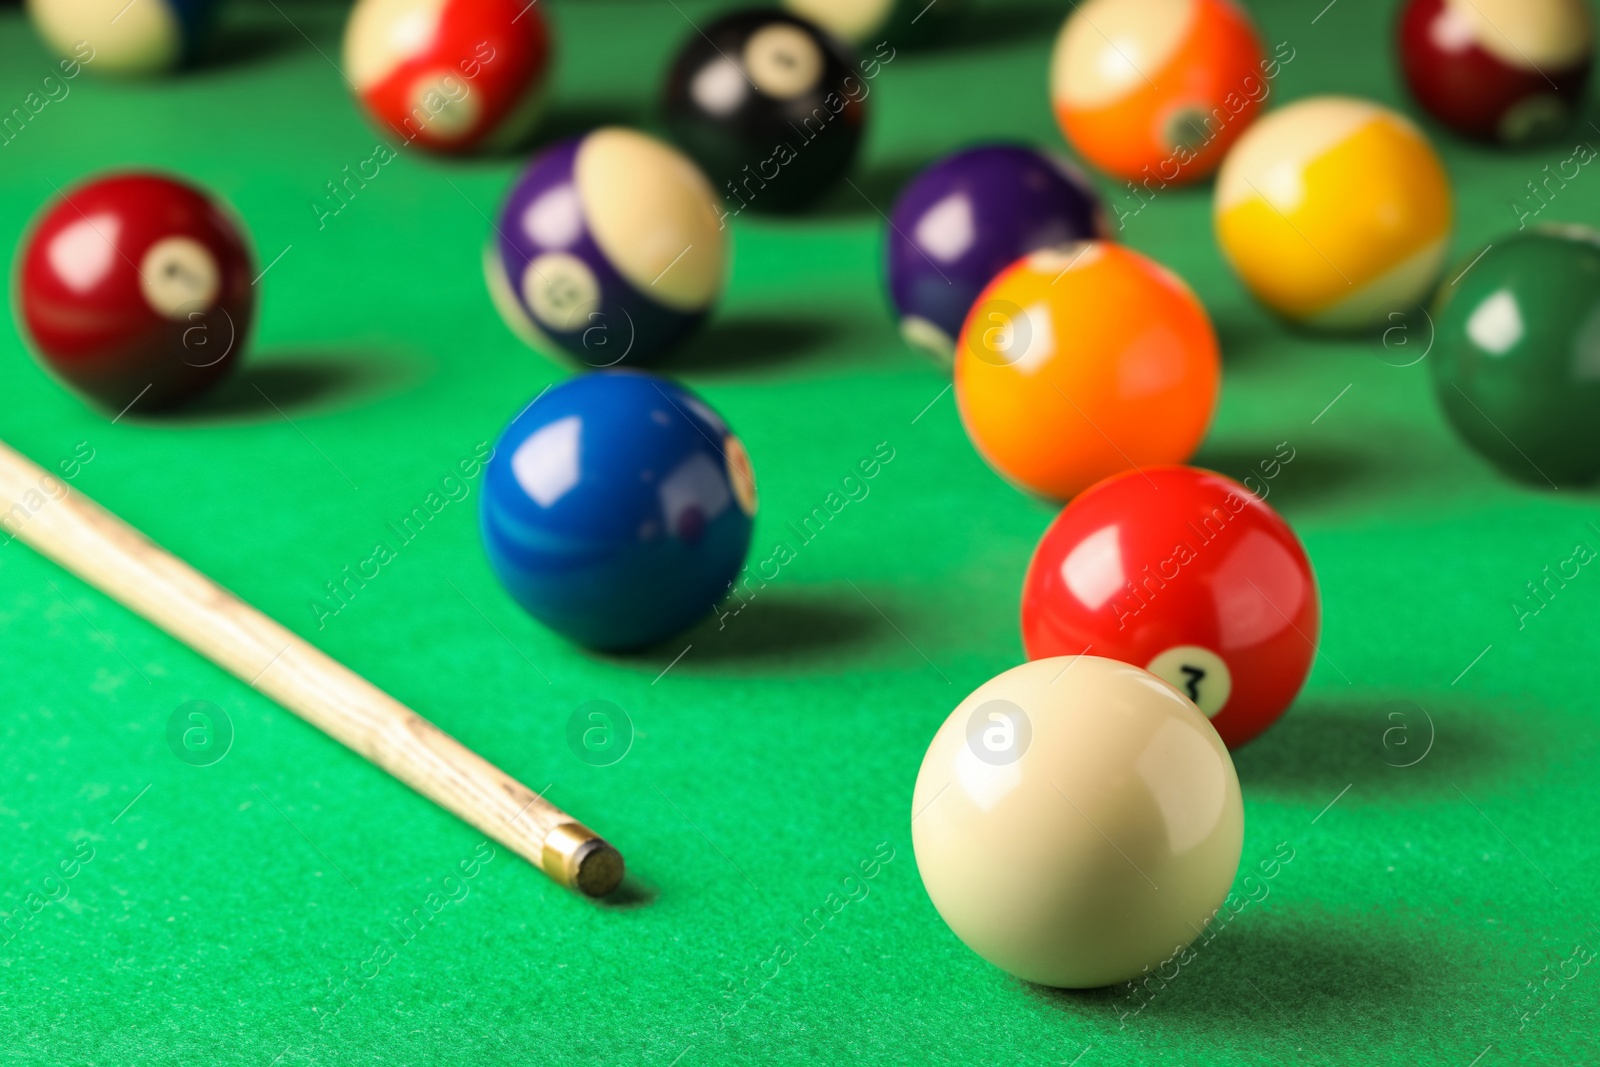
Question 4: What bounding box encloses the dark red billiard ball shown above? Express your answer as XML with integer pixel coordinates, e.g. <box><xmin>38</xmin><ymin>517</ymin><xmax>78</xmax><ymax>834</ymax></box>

<box><xmin>17</xmin><ymin>172</ymin><xmax>255</xmax><ymax>413</ymax></box>
<box><xmin>1398</xmin><ymin>0</ymin><xmax>1593</xmax><ymax>144</ymax></box>
<box><xmin>1021</xmin><ymin>466</ymin><xmax>1320</xmax><ymax>749</ymax></box>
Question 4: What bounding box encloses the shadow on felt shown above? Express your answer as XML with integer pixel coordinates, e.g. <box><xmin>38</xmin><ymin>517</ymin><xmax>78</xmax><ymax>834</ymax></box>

<box><xmin>670</xmin><ymin>314</ymin><xmax>846</xmax><ymax>374</ymax></box>
<box><xmin>660</xmin><ymin>591</ymin><xmax>886</xmax><ymax>665</ymax></box>
<box><xmin>1025</xmin><ymin>913</ymin><xmax>1440</xmax><ymax>1042</ymax></box>
<box><xmin>1231</xmin><ymin>696</ymin><xmax>1514</xmax><ymax>801</ymax></box>
<box><xmin>1192</xmin><ymin>440</ymin><xmax>1377</xmax><ymax>511</ymax></box>
<box><xmin>195</xmin><ymin>23</ymin><xmax>304</xmax><ymax>72</ymax></box>
<box><xmin>909</xmin><ymin>1</ymin><xmax>1070</xmax><ymax>54</ymax></box>
<box><xmin>809</xmin><ymin>157</ymin><xmax>931</xmax><ymax>219</ymax></box>
<box><xmin>590</xmin><ymin>873</ymin><xmax>660</xmax><ymax>912</ymax></box>
<box><xmin>169</xmin><ymin>351</ymin><xmax>422</xmax><ymax>422</ymax></box>
<box><xmin>1211</xmin><ymin>308</ymin><xmax>1292</xmax><ymax>369</ymax></box>
<box><xmin>531</xmin><ymin>101</ymin><xmax>654</xmax><ymax>151</ymax></box>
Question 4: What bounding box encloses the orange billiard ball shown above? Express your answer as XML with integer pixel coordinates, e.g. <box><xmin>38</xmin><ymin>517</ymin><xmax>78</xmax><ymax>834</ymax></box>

<box><xmin>954</xmin><ymin>242</ymin><xmax>1220</xmax><ymax>502</ymax></box>
<box><xmin>1050</xmin><ymin>0</ymin><xmax>1269</xmax><ymax>185</ymax></box>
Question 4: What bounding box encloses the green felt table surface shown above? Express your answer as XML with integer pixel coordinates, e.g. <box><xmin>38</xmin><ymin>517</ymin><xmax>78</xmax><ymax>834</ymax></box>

<box><xmin>1</xmin><ymin>0</ymin><xmax>1598</xmax><ymax>1063</ymax></box>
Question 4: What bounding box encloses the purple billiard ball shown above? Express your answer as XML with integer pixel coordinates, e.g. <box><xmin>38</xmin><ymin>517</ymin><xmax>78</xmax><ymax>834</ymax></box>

<box><xmin>886</xmin><ymin>144</ymin><xmax>1108</xmax><ymax>363</ymax></box>
<box><xmin>485</xmin><ymin>127</ymin><xmax>728</xmax><ymax>367</ymax></box>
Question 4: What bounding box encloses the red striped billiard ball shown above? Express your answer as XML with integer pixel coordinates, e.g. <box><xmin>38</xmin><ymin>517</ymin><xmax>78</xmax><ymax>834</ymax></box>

<box><xmin>17</xmin><ymin>172</ymin><xmax>256</xmax><ymax>413</ymax></box>
<box><xmin>1398</xmin><ymin>0</ymin><xmax>1593</xmax><ymax>144</ymax></box>
<box><xmin>1020</xmin><ymin>466</ymin><xmax>1320</xmax><ymax>748</ymax></box>
<box><xmin>343</xmin><ymin>0</ymin><xmax>553</xmax><ymax>155</ymax></box>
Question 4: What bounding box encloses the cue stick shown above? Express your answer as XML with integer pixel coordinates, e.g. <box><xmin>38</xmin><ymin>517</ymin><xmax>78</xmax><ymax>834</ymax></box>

<box><xmin>0</xmin><ymin>440</ymin><xmax>623</xmax><ymax>898</ymax></box>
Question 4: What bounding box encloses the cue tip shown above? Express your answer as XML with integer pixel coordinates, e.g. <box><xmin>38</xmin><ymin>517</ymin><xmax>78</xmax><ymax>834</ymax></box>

<box><xmin>543</xmin><ymin>822</ymin><xmax>625</xmax><ymax>898</ymax></box>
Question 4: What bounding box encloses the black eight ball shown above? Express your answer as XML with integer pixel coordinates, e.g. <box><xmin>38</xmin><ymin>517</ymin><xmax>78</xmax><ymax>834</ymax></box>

<box><xmin>663</xmin><ymin>10</ymin><xmax>867</xmax><ymax>213</ymax></box>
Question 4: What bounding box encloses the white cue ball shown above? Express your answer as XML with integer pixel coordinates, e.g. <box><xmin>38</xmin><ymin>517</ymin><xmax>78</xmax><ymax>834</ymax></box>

<box><xmin>911</xmin><ymin>656</ymin><xmax>1244</xmax><ymax>988</ymax></box>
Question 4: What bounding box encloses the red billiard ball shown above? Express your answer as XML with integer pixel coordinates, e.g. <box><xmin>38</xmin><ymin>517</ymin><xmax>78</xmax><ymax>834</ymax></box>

<box><xmin>17</xmin><ymin>172</ymin><xmax>256</xmax><ymax>413</ymax></box>
<box><xmin>343</xmin><ymin>0</ymin><xmax>553</xmax><ymax>155</ymax></box>
<box><xmin>1398</xmin><ymin>0</ymin><xmax>1593</xmax><ymax>144</ymax></box>
<box><xmin>1021</xmin><ymin>466</ymin><xmax>1320</xmax><ymax>748</ymax></box>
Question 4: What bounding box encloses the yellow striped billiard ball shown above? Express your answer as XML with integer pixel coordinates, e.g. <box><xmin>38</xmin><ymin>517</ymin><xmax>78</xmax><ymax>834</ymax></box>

<box><xmin>1214</xmin><ymin>96</ymin><xmax>1453</xmax><ymax>329</ymax></box>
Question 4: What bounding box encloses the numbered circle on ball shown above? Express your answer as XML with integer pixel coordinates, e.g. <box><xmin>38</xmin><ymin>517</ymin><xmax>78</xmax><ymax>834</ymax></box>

<box><xmin>744</xmin><ymin>25</ymin><xmax>823</xmax><ymax>100</ymax></box>
<box><xmin>900</xmin><ymin>315</ymin><xmax>955</xmax><ymax>362</ymax></box>
<box><xmin>522</xmin><ymin>252</ymin><xmax>602</xmax><ymax>333</ymax></box>
<box><xmin>408</xmin><ymin>69</ymin><xmax>480</xmax><ymax>140</ymax></box>
<box><xmin>968</xmin><ymin>298</ymin><xmax>1033</xmax><ymax>368</ymax></box>
<box><xmin>1145</xmin><ymin>645</ymin><xmax>1232</xmax><ymax>718</ymax></box>
<box><xmin>140</xmin><ymin>238</ymin><xmax>221</xmax><ymax>320</ymax></box>
<box><xmin>566</xmin><ymin>700</ymin><xmax>634</xmax><ymax>767</ymax></box>
<box><xmin>724</xmin><ymin>434</ymin><xmax>759</xmax><ymax>516</ymax></box>
<box><xmin>1162</xmin><ymin>104</ymin><xmax>1212</xmax><ymax>155</ymax></box>
<box><xmin>964</xmin><ymin>698</ymin><xmax>1032</xmax><ymax>766</ymax></box>
<box><xmin>165</xmin><ymin>700</ymin><xmax>234</xmax><ymax>767</ymax></box>
<box><xmin>1499</xmin><ymin>95</ymin><xmax>1567</xmax><ymax>145</ymax></box>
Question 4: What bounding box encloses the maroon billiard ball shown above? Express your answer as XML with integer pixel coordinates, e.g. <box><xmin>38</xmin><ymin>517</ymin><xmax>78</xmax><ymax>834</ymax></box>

<box><xmin>17</xmin><ymin>172</ymin><xmax>256</xmax><ymax>413</ymax></box>
<box><xmin>1398</xmin><ymin>0</ymin><xmax>1593</xmax><ymax>144</ymax></box>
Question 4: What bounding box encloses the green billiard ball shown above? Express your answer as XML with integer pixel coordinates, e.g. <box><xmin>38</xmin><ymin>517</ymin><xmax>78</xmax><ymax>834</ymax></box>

<box><xmin>1431</xmin><ymin>228</ymin><xmax>1600</xmax><ymax>486</ymax></box>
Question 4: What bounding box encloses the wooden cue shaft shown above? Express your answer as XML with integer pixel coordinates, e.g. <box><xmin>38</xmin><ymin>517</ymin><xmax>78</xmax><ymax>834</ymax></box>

<box><xmin>0</xmin><ymin>441</ymin><xmax>623</xmax><ymax>898</ymax></box>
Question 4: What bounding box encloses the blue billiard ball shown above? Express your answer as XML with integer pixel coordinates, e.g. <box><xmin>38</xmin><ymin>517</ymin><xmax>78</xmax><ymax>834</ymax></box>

<box><xmin>27</xmin><ymin>0</ymin><xmax>217</xmax><ymax>75</ymax></box>
<box><xmin>886</xmin><ymin>144</ymin><xmax>1108</xmax><ymax>363</ymax></box>
<box><xmin>485</xmin><ymin>127</ymin><xmax>729</xmax><ymax>368</ymax></box>
<box><xmin>480</xmin><ymin>371</ymin><xmax>757</xmax><ymax>651</ymax></box>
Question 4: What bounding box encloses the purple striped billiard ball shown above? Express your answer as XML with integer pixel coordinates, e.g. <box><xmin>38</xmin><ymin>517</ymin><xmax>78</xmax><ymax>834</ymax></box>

<box><xmin>486</xmin><ymin>127</ymin><xmax>728</xmax><ymax>367</ymax></box>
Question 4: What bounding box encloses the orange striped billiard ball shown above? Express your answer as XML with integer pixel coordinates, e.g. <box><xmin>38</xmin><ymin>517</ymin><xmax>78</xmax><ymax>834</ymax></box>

<box><xmin>954</xmin><ymin>242</ymin><xmax>1220</xmax><ymax>502</ymax></box>
<box><xmin>1050</xmin><ymin>0</ymin><xmax>1268</xmax><ymax>185</ymax></box>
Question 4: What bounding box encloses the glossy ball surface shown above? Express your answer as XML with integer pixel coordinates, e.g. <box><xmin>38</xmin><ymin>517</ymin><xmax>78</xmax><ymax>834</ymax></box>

<box><xmin>480</xmin><ymin>372</ymin><xmax>757</xmax><ymax>651</ymax></box>
<box><xmin>1050</xmin><ymin>0</ymin><xmax>1266</xmax><ymax>184</ymax></box>
<box><xmin>17</xmin><ymin>172</ymin><xmax>255</xmax><ymax>412</ymax></box>
<box><xmin>485</xmin><ymin>128</ymin><xmax>727</xmax><ymax>367</ymax></box>
<box><xmin>782</xmin><ymin>0</ymin><xmax>966</xmax><ymax>45</ymax></box>
<box><xmin>1431</xmin><ymin>228</ymin><xmax>1600</xmax><ymax>485</ymax></box>
<box><xmin>663</xmin><ymin>10</ymin><xmax>866</xmax><ymax>212</ymax></box>
<box><xmin>1399</xmin><ymin>0</ymin><xmax>1593</xmax><ymax>145</ymax></box>
<box><xmin>343</xmin><ymin>0</ymin><xmax>552</xmax><ymax>155</ymax></box>
<box><xmin>954</xmin><ymin>242</ymin><xmax>1219</xmax><ymax>501</ymax></box>
<box><xmin>912</xmin><ymin>655</ymin><xmax>1243</xmax><ymax>988</ymax></box>
<box><xmin>1215</xmin><ymin>96</ymin><xmax>1453</xmax><ymax>329</ymax></box>
<box><xmin>1022</xmin><ymin>466</ymin><xmax>1320</xmax><ymax>749</ymax></box>
<box><xmin>887</xmin><ymin>144</ymin><xmax>1108</xmax><ymax>362</ymax></box>
<box><xmin>27</xmin><ymin>0</ymin><xmax>216</xmax><ymax>75</ymax></box>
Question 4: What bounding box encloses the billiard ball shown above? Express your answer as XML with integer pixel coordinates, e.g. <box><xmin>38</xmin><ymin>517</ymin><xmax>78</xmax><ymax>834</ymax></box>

<box><xmin>26</xmin><ymin>0</ymin><xmax>216</xmax><ymax>75</ymax></box>
<box><xmin>1398</xmin><ymin>0</ymin><xmax>1593</xmax><ymax>145</ymax></box>
<box><xmin>1021</xmin><ymin>466</ymin><xmax>1320</xmax><ymax>749</ymax></box>
<box><xmin>887</xmin><ymin>144</ymin><xmax>1108</xmax><ymax>362</ymax></box>
<box><xmin>911</xmin><ymin>655</ymin><xmax>1243</xmax><ymax>988</ymax></box>
<box><xmin>662</xmin><ymin>10</ymin><xmax>866</xmax><ymax>213</ymax></box>
<box><xmin>343</xmin><ymin>0</ymin><xmax>552</xmax><ymax>155</ymax></box>
<box><xmin>485</xmin><ymin>128</ymin><xmax>727</xmax><ymax>367</ymax></box>
<box><xmin>1214</xmin><ymin>96</ymin><xmax>1453</xmax><ymax>330</ymax></box>
<box><xmin>1431</xmin><ymin>228</ymin><xmax>1600</xmax><ymax>485</ymax></box>
<box><xmin>1050</xmin><ymin>0</ymin><xmax>1266</xmax><ymax>184</ymax></box>
<box><xmin>17</xmin><ymin>172</ymin><xmax>255</xmax><ymax>412</ymax></box>
<box><xmin>781</xmin><ymin>0</ymin><xmax>966</xmax><ymax>45</ymax></box>
<box><xmin>954</xmin><ymin>242</ymin><xmax>1219</xmax><ymax>501</ymax></box>
<box><xmin>480</xmin><ymin>371</ymin><xmax>757</xmax><ymax>651</ymax></box>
